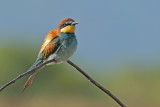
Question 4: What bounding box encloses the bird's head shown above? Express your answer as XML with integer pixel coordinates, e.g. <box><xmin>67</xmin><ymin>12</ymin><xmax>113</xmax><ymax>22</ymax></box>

<box><xmin>58</xmin><ymin>18</ymin><xmax>79</xmax><ymax>34</ymax></box>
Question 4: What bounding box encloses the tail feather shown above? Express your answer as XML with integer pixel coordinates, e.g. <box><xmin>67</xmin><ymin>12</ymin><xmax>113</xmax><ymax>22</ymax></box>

<box><xmin>23</xmin><ymin>70</ymin><xmax>41</xmax><ymax>91</ymax></box>
<box><xmin>23</xmin><ymin>59</ymin><xmax>43</xmax><ymax>91</ymax></box>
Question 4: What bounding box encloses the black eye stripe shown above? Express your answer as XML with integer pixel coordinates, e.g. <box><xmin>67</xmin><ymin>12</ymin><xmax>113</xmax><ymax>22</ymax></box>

<box><xmin>64</xmin><ymin>23</ymin><xmax>71</xmax><ymax>26</ymax></box>
<box><xmin>60</xmin><ymin>23</ymin><xmax>71</xmax><ymax>29</ymax></box>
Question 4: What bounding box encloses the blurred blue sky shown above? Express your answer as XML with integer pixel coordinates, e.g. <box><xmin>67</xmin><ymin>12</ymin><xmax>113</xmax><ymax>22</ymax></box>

<box><xmin>0</xmin><ymin>0</ymin><xmax>160</xmax><ymax>69</ymax></box>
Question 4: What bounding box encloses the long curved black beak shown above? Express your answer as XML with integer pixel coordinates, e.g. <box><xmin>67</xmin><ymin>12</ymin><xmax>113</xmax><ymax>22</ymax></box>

<box><xmin>71</xmin><ymin>22</ymin><xmax>79</xmax><ymax>25</ymax></box>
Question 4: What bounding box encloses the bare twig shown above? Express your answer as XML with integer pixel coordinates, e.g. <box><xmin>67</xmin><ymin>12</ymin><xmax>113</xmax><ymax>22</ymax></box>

<box><xmin>0</xmin><ymin>59</ymin><xmax>126</xmax><ymax>107</ymax></box>
<box><xmin>67</xmin><ymin>60</ymin><xmax>126</xmax><ymax>107</ymax></box>
<box><xmin>0</xmin><ymin>59</ymin><xmax>55</xmax><ymax>92</ymax></box>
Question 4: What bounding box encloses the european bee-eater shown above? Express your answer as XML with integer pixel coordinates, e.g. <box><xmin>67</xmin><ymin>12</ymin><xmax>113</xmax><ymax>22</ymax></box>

<box><xmin>24</xmin><ymin>18</ymin><xmax>79</xmax><ymax>90</ymax></box>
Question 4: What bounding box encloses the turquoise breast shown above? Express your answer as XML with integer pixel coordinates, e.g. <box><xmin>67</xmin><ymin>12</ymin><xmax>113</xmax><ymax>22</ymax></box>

<box><xmin>49</xmin><ymin>33</ymin><xmax>77</xmax><ymax>64</ymax></box>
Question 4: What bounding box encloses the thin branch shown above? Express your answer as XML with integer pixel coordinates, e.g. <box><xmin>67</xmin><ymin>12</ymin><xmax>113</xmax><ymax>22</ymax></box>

<box><xmin>0</xmin><ymin>59</ymin><xmax>55</xmax><ymax>92</ymax></box>
<box><xmin>0</xmin><ymin>59</ymin><xmax>126</xmax><ymax>107</ymax></box>
<box><xmin>67</xmin><ymin>60</ymin><xmax>126</xmax><ymax>107</ymax></box>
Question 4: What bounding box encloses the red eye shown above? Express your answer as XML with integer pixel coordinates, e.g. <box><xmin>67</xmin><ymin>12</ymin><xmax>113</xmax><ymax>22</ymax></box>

<box><xmin>63</xmin><ymin>24</ymin><xmax>66</xmax><ymax>27</ymax></box>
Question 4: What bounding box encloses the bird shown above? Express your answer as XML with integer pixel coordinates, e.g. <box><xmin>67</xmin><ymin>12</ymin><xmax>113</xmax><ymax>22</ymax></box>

<box><xmin>23</xmin><ymin>18</ymin><xmax>79</xmax><ymax>90</ymax></box>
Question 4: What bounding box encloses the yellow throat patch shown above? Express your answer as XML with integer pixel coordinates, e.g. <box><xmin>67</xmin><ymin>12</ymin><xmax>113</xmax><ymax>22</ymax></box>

<box><xmin>61</xmin><ymin>26</ymin><xmax>76</xmax><ymax>33</ymax></box>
